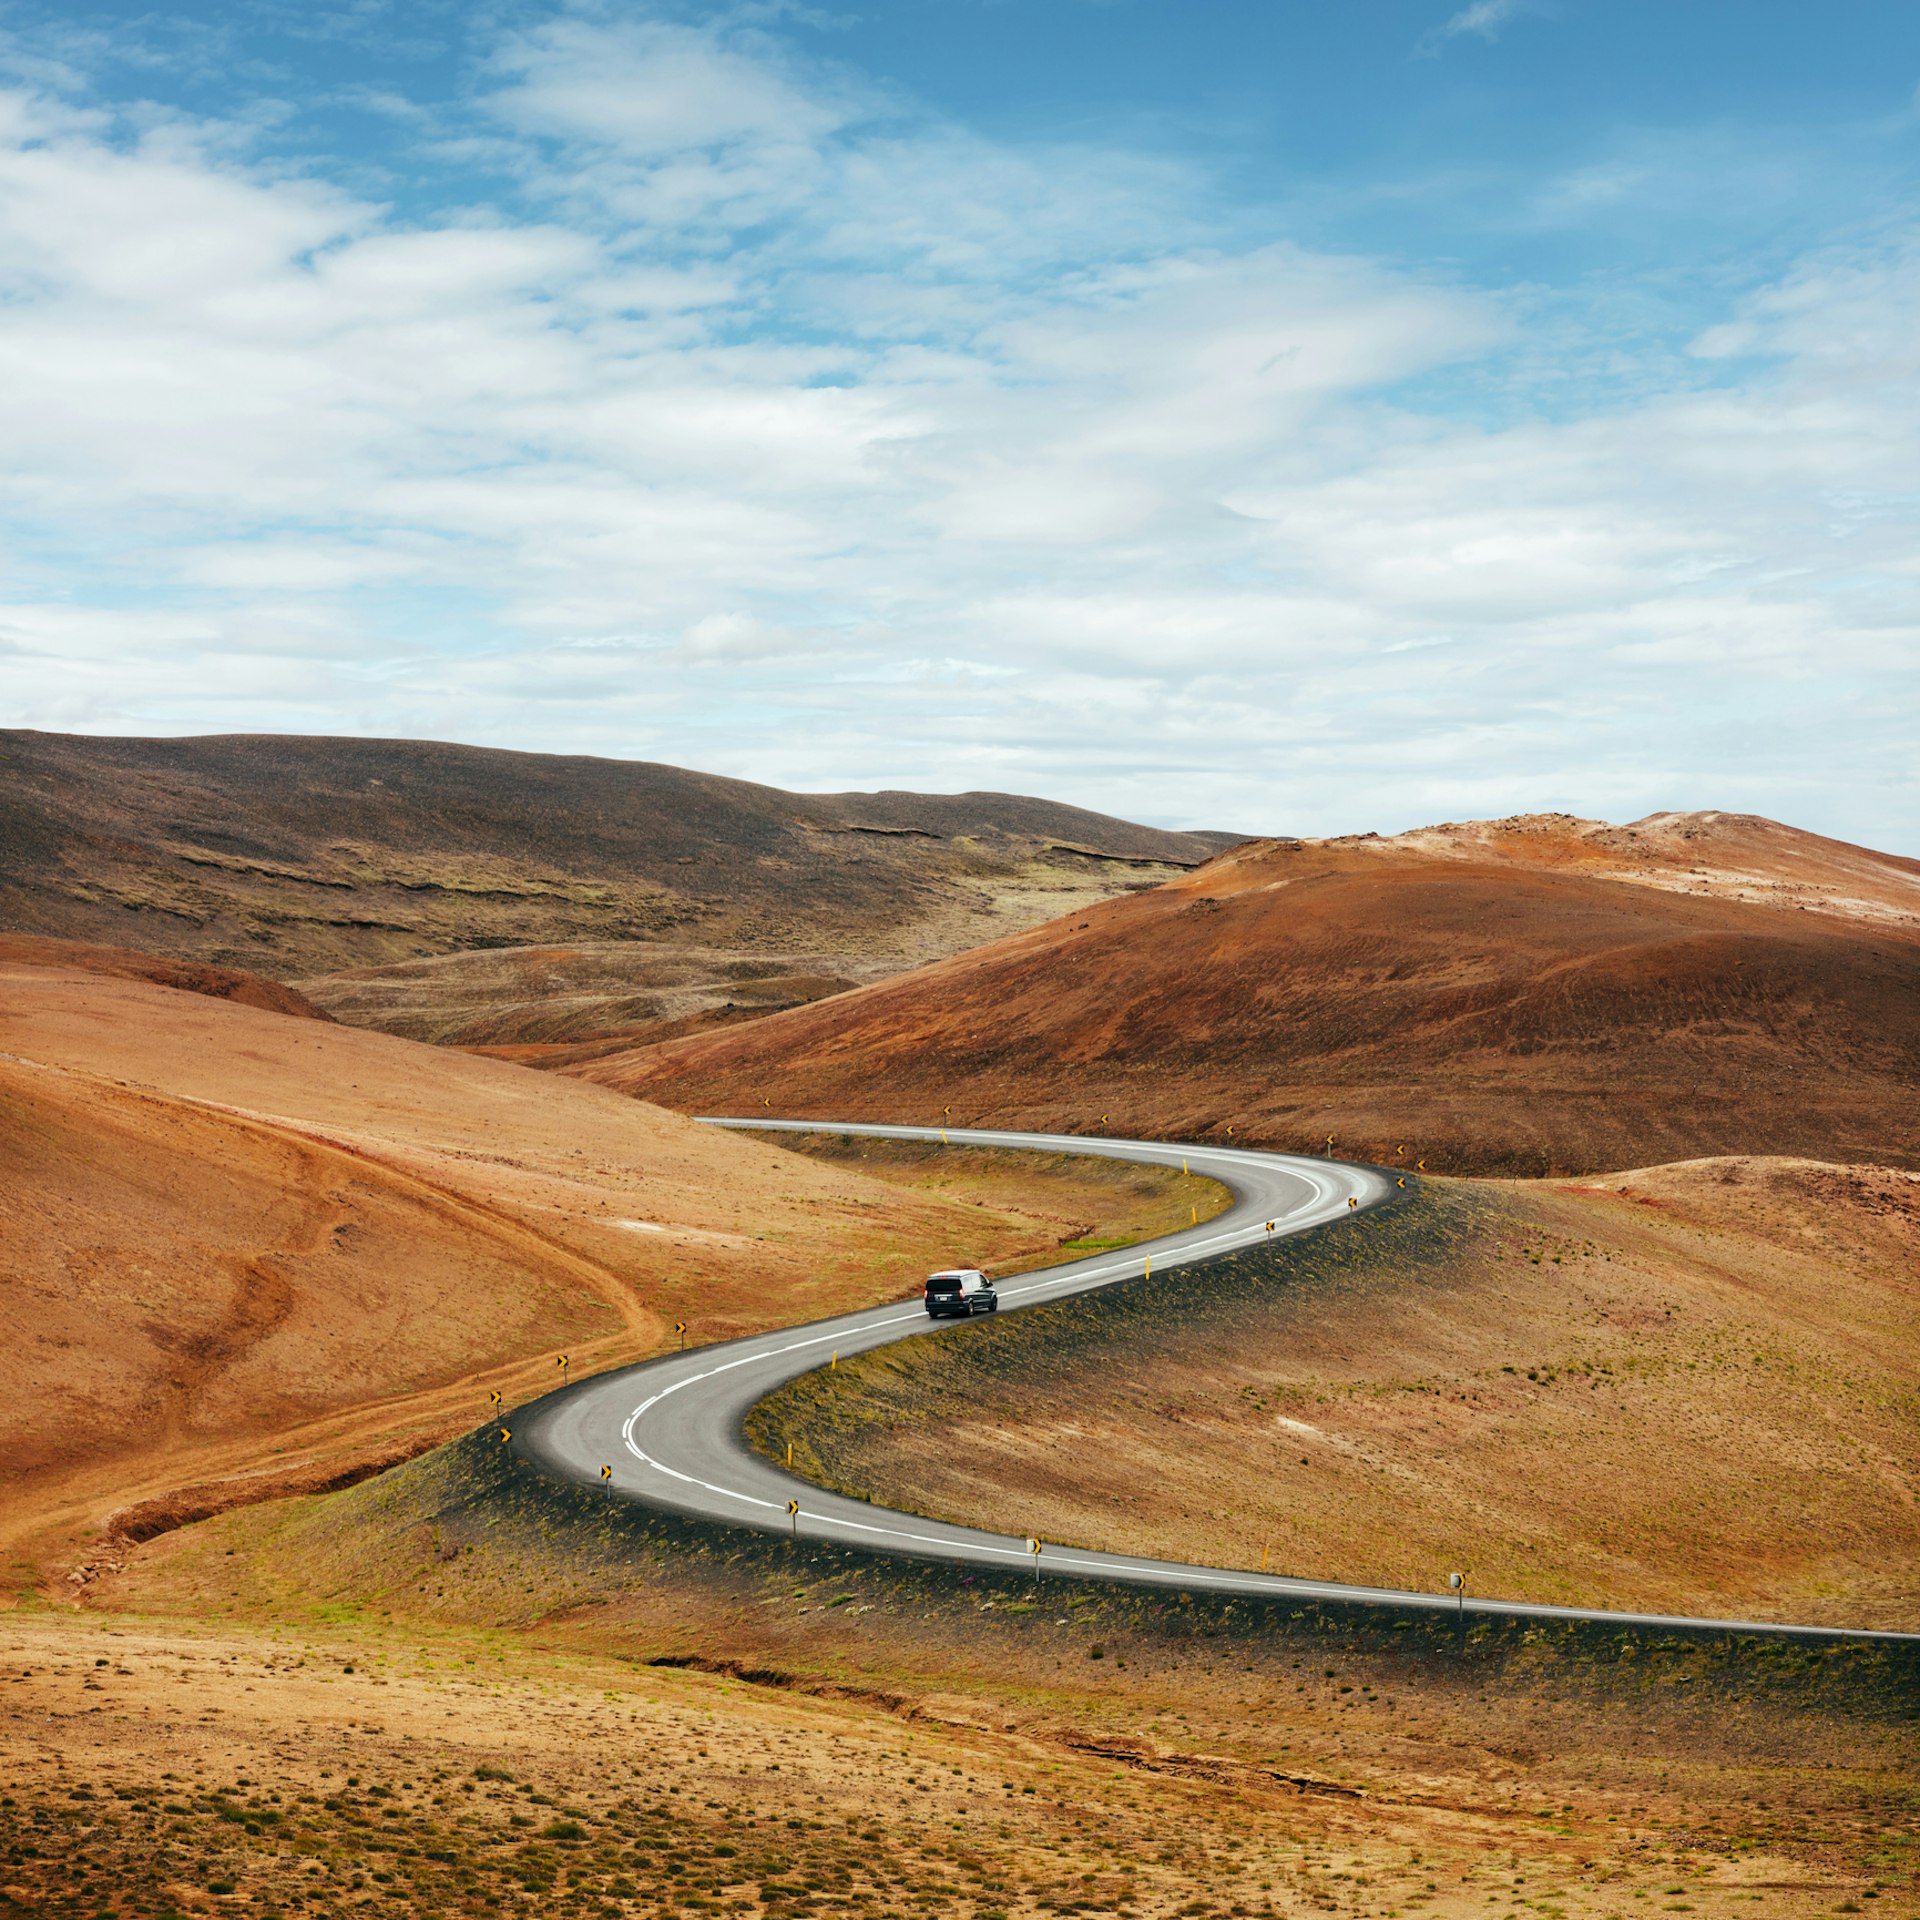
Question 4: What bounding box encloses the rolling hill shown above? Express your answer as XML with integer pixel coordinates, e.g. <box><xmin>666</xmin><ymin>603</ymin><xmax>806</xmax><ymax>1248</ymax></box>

<box><xmin>0</xmin><ymin>942</ymin><xmax>1174</xmax><ymax>1584</ymax></box>
<box><xmin>580</xmin><ymin>811</ymin><xmax>1920</xmax><ymax>1175</ymax></box>
<box><xmin>0</xmin><ymin>724</ymin><xmax>1232</xmax><ymax>986</ymax></box>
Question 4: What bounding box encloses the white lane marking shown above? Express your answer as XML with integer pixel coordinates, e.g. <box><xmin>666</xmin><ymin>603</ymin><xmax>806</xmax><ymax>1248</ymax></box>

<box><xmin>562</xmin><ymin>1128</ymin><xmax>1910</xmax><ymax>1640</ymax></box>
<box><xmin>612</xmin><ymin>1136</ymin><xmax>1363</xmax><ymax>1563</ymax></box>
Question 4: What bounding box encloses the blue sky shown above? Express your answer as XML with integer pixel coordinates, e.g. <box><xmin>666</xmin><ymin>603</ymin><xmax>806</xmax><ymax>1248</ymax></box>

<box><xmin>2</xmin><ymin>1</ymin><xmax>1917</xmax><ymax>846</ymax></box>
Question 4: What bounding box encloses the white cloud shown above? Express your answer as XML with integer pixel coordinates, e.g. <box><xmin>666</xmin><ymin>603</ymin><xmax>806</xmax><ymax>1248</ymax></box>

<box><xmin>492</xmin><ymin>14</ymin><xmax>860</xmax><ymax>158</ymax></box>
<box><xmin>1423</xmin><ymin>0</ymin><xmax>1531</xmax><ymax>49</ymax></box>
<box><xmin>0</xmin><ymin>18</ymin><xmax>1914</xmax><ymax>852</ymax></box>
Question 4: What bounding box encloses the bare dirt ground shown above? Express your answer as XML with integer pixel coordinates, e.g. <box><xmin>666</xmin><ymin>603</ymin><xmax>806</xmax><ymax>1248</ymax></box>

<box><xmin>0</xmin><ymin>957</ymin><xmax>1208</xmax><ymax>1597</ymax></box>
<box><xmin>295</xmin><ymin>943</ymin><xmax>908</xmax><ymax>1052</ymax></box>
<box><xmin>757</xmin><ymin>1161</ymin><xmax>1920</xmax><ymax>1632</ymax></box>
<box><xmin>0</xmin><ymin>933</ymin><xmax>333</xmax><ymax>1020</ymax></box>
<box><xmin>587</xmin><ymin>812</ymin><xmax>1920</xmax><ymax>1178</ymax></box>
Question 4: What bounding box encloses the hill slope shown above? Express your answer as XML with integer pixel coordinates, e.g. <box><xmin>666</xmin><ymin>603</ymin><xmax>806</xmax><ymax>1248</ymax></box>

<box><xmin>0</xmin><ymin>947</ymin><xmax>1179</xmax><ymax>1581</ymax></box>
<box><xmin>583</xmin><ymin>812</ymin><xmax>1920</xmax><ymax>1175</ymax></box>
<box><xmin>0</xmin><ymin>729</ymin><xmax>1234</xmax><ymax>980</ymax></box>
<box><xmin>0</xmin><ymin>931</ymin><xmax>333</xmax><ymax>1020</ymax></box>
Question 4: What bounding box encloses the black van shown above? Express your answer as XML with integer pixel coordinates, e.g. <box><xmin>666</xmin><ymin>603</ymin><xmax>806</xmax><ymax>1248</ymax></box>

<box><xmin>924</xmin><ymin>1268</ymin><xmax>999</xmax><ymax>1317</ymax></box>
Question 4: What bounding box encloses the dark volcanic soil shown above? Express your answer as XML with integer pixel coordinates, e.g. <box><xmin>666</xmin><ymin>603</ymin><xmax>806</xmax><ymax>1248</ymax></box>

<box><xmin>580</xmin><ymin>812</ymin><xmax>1920</xmax><ymax>1176</ymax></box>
<box><xmin>0</xmin><ymin>728</ymin><xmax>1235</xmax><ymax>980</ymax></box>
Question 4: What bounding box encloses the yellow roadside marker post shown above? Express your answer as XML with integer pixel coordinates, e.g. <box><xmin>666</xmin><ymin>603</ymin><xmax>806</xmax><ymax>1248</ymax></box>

<box><xmin>787</xmin><ymin>1442</ymin><xmax>794</xmax><ymax>1468</ymax></box>
<box><xmin>831</xmin><ymin>1352</ymin><xmax>837</xmax><ymax>1370</ymax></box>
<box><xmin>788</xmin><ymin>1499</ymin><xmax>800</xmax><ymax>1536</ymax></box>
<box><xmin>1144</xmin><ymin>1255</ymin><xmax>1150</xmax><ymax>1280</ymax></box>
<box><xmin>1259</xmin><ymin>1545</ymin><xmax>1270</xmax><ymax>1572</ymax></box>
<box><xmin>1190</xmin><ymin>1205</ymin><xmax>1197</xmax><ymax>1224</ymax></box>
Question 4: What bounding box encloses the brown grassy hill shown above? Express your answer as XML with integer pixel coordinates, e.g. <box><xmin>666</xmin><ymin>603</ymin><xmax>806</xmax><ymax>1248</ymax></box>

<box><xmin>583</xmin><ymin>812</ymin><xmax>1920</xmax><ymax>1175</ymax></box>
<box><xmin>0</xmin><ymin>949</ymin><xmax>1197</xmax><ymax>1585</ymax></box>
<box><xmin>0</xmin><ymin>729</ymin><xmax>1233</xmax><ymax>989</ymax></box>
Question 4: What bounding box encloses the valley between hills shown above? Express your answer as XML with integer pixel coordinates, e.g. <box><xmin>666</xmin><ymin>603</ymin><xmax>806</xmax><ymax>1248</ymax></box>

<box><xmin>2</xmin><ymin>735</ymin><xmax>1917</xmax><ymax>1920</ymax></box>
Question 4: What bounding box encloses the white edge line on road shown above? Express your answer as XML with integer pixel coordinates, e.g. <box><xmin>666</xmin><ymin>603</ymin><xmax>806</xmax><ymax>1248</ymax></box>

<box><xmin>615</xmin><ymin>1125</ymin><xmax>1352</xmax><ymax>1550</ymax></box>
<box><xmin>525</xmin><ymin>1119</ymin><xmax>1912</xmax><ymax>1644</ymax></box>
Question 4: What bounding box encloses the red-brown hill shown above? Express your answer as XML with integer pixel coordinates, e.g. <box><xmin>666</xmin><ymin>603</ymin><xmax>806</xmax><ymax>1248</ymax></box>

<box><xmin>579</xmin><ymin>812</ymin><xmax>1920</xmax><ymax>1175</ymax></box>
<box><xmin>0</xmin><ymin>933</ymin><xmax>332</xmax><ymax>1021</ymax></box>
<box><xmin>0</xmin><ymin>944</ymin><xmax>1171</xmax><ymax>1581</ymax></box>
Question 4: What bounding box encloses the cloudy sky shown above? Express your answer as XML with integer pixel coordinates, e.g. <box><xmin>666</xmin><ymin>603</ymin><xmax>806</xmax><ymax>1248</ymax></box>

<box><xmin>2</xmin><ymin>1</ymin><xmax>1917</xmax><ymax>845</ymax></box>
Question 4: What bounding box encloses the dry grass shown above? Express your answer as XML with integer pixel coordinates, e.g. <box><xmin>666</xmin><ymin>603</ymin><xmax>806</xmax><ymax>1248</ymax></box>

<box><xmin>761</xmin><ymin>1132</ymin><xmax>1232</xmax><ymax>1272</ymax></box>
<box><xmin>18</xmin><ymin>1424</ymin><xmax>1913</xmax><ymax>1919</ymax></box>
<box><xmin>756</xmin><ymin>1161</ymin><xmax>1920</xmax><ymax>1631</ymax></box>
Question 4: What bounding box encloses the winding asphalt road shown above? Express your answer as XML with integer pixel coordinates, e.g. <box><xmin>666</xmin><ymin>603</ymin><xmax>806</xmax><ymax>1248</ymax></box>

<box><xmin>513</xmin><ymin>1121</ymin><xmax>1912</xmax><ymax>1644</ymax></box>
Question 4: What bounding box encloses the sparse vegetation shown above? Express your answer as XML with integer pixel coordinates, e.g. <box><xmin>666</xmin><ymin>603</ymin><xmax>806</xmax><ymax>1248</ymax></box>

<box><xmin>755</xmin><ymin>1166</ymin><xmax>1920</xmax><ymax>1630</ymax></box>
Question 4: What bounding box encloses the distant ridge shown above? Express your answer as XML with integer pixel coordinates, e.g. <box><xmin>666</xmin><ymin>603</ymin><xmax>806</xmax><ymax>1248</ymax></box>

<box><xmin>0</xmin><ymin>730</ymin><xmax>1239</xmax><ymax>983</ymax></box>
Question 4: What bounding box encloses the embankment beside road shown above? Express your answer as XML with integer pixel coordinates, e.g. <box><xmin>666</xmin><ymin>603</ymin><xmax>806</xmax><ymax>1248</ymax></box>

<box><xmin>755</xmin><ymin>1163</ymin><xmax>1920</xmax><ymax>1633</ymax></box>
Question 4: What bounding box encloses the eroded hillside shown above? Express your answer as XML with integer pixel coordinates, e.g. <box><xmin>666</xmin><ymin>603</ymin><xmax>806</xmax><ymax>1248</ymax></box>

<box><xmin>586</xmin><ymin>811</ymin><xmax>1920</xmax><ymax>1176</ymax></box>
<box><xmin>0</xmin><ymin>731</ymin><xmax>1234</xmax><ymax>1057</ymax></box>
